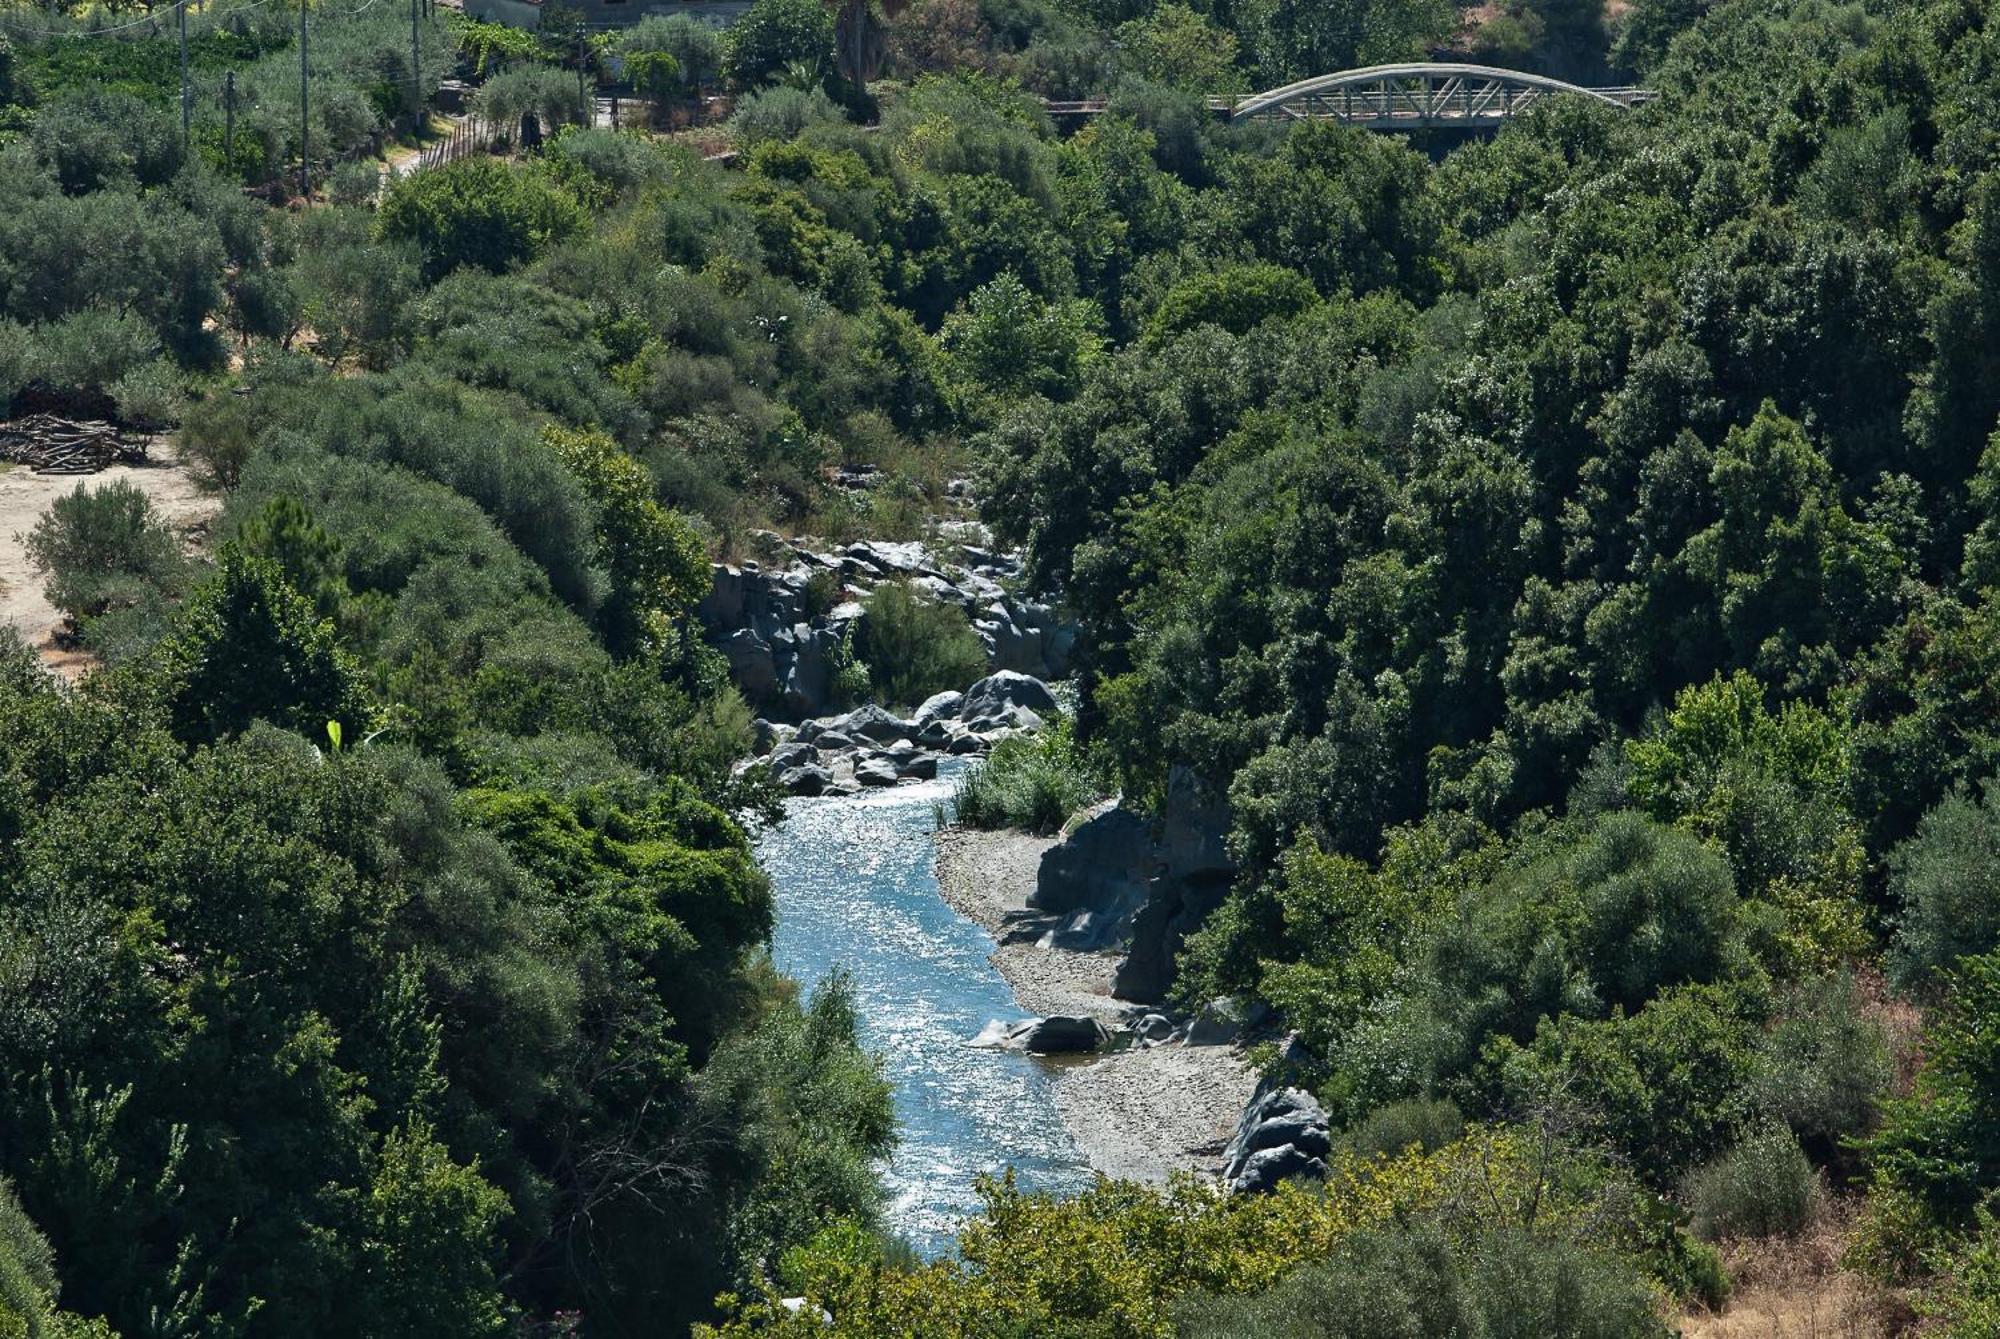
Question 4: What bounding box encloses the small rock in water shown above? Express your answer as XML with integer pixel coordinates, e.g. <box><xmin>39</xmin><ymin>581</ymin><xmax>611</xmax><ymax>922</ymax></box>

<box><xmin>970</xmin><ymin>1016</ymin><xmax>1109</xmax><ymax>1053</ymax></box>
<box><xmin>854</xmin><ymin>757</ymin><xmax>901</xmax><ymax>787</ymax></box>
<box><xmin>896</xmin><ymin>754</ymin><xmax>938</xmax><ymax>781</ymax></box>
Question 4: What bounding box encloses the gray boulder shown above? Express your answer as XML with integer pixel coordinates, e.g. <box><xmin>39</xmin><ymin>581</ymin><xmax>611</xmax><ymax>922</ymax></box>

<box><xmin>1134</xmin><ymin>1013</ymin><xmax>1175</xmax><ymax>1042</ymax></box>
<box><xmin>820</xmin><ymin>704</ymin><xmax>914</xmax><ymax>744</ymax></box>
<box><xmin>1229</xmin><ymin>1145</ymin><xmax>1328</xmax><ymax>1195</ymax></box>
<box><xmin>854</xmin><ymin>757</ymin><xmax>901</xmax><ymax>787</ymax></box>
<box><xmin>813</xmin><ymin>730</ymin><xmax>856</xmax><ymax>751</ymax></box>
<box><xmin>778</xmin><ymin>765</ymin><xmax>832</xmax><ymax>796</ymax></box>
<box><xmin>913</xmin><ymin>690</ymin><xmax>965</xmax><ymax>726</ymax></box>
<box><xmin>961</xmin><ymin>670</ymin><xmax>1058</xmax><ymax>721</ymax></box>
<box><xmin>947</xmin><ymin>733</ymin><xmax>986</xmax><ymax>755</ymax></box>
<box><xmin>1031</xmin><ymin>803</ymin><xmax>1157</xmax><ymax>919</ymax></box>
<box><xmin>1185</xmin><ymin>997</ymin><xmax>1248</xmax><ymax>1047</ymax></box>
<box><xmin>1223</xmin><ymin>1085</ymin><xmax>1332</xmax><ymax>1193</ymax></box>
<box><xmin>768</xmin><ymin>741</ymin><xmax>819</xmax><ymax>771</ymax></box>
<box><xmin>896</xmin><ymin>754</ymin><xmax>939</xmax><ymax>781</ymax></box>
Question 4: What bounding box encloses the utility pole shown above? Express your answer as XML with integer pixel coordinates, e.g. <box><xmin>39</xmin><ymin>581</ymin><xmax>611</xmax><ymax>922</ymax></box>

<box><xmin>409</xmin><ymin>0</ymin><xmax>420</xmax><ymax>127</ymax></box>
<box><xmin>576</xmin><ymin>32</ymin><xmax>588</xmax><ymax>130</ymax></box>
<box><xmin>298</xmin><ymin>0</ymin><xmax>309</xmax><ymax>202</ymax></box>
<box><xmin>224</xmin><ymin>70</ymin><xmax>236</xmax><ymax>170</ymax></box>
<box><xmin>178</xmin><ymin>0</ymin><xmax>190</xmax><ymax>151</ymax></box>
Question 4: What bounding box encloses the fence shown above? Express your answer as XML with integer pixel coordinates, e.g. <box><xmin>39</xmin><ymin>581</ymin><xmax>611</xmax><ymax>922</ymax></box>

<box><xmin>413</xmin><ymin>116</ymin><xmax>499</xmax><ymax>174</ymax></box>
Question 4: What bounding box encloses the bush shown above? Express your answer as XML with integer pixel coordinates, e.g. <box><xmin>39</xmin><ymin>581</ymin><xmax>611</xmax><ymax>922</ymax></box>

<box><xmin>1146</xmin><ymin>262</ymin><xmax>1319</xmax><ymax>344</ymax></box>
<box><xmin>855</xmin><ymin>579</ymin><xmax>986</xmax><ymax>708</ymax></box>
<box><xmin>1686</xmin><ymin>1126</ymin><xmax>1819</xmax><ymax>1242</ymax></box>
<box><xmin>1889</xmin><ymin>782</ymin><xmax>2000</xmax><ymax>996</ymax></box>
<box><xmin>952</xmin><ymin>715</ymin><xmax>1103</xmax><ymax>835</ymax></box>
<box><xmin>724</xmin><ymin>0</ymin><xmax>835</xmax><ymax>88</ymax></box>
<box><xmin>377</xmin><ymin>157</ymin><xmax>587</xmax><ymax>282</ymax></box>
<box><xmin>25</xmin><ymin>479</ymin><xmax>190</xmax><ymax>624</ymax></box>
<box><xmin>1173</xmin><ymin>1223</ymin><xmax>1670</xmax><ymax>1339</ymax></box>
<box><xmin>1338</xmin><ymin>1098</ymin><xmax>1465</xmax><ymax>1161</ymax></box>
<box><xmin>726</xmin><ymin>84</ymin><xmax>846</xmax><ymax>147</ymax></box>
<box><xmin>179</xmin><ymin>393</ymin><xmax>259</xmax><ymax>491</ymax></box>
<box><xmin>1752</xmin><ymin>971</ymin><xmax>1891</xmax><ymax>1148</ymax></box>
<box><xmin>109</xmin><ymin>357</ymin><xmax>185</xmax><ymax>429</ymax></box>
<box><xmin>327</xmin><ymin>159</ymin><xmax>382</xmax><ymax>209</ymax></box>
<box><xmin>155</xmin><ymin>549</ymin><xmax>368</xmax><ymax>746</ymax></box>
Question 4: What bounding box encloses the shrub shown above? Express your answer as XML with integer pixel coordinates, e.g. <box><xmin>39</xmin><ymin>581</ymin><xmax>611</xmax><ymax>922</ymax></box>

<box><xmin>1146</xmin><ymin>262</ymin><xmax>1319</xmax><ymax>344</ymax></box>
<box><xmin>327</xmin><ymin>159</ymin><xmax>382</xmax><ymax>209</ymax></box>
<box><xmin>377</xmin><ymin>157</ymin><xmax>587</xmax><ymax>282</ymax></box>
<box><xmin>726</xmin><ymin>84</ymin><xmax>846</xmax><ymax>147</ymax></box>
<box><xmin>1338</xmin><ymin>1098</ymin><xmax>1465</xmax><ymax>1161</ymax></box>
<box><xmin>1888</xmin><ymin>781</ymin><xmax>2000</xmax><ymax>995</ymax></box>
<box><xmin>473</xmin><ymin>63</ymin><xmax>585</xmax><ymax>141</ymax></box>
<box><xmin>1173</xmin><ymin>1223</ymin><xmax>1670</xmax><ymax>1339</ymax></box>
<box><xmin>724</xmin><ymin>0</ymin><xmax>835</xmax><ymax>88</ymax></box>
<box><xmin>25</xmin><ymin>479</ymin><xmax>190</xmax><ymax>624</ymax></box>
<box><xmin>109</xmin><ymin>358</ymin><xmax>185</xmax><ymax>429</ymax></box>
<box><xmin>178</xmin><ymin>393</ymin><xmax>259</xmax><ymax>491</ymax></box>
<box><xmin>855</xmin><ymin>579</ymin><xmax>986</xmax><ymax>708</ymax></box>
<box><xmin>155</xmin><ymin>549</ymin><xmax>368</xmax><ymax>746</ymax></box>
<box><xmin>952</xmin><ymin>716</ymin><xmax>1104</xmax><ymax>835</ymax></box>
<box><xmin>1752</xmin><ymin>971</ymin><xmax>1891</xmax><ymax>1148</ymax></box>
<box><xmin>1685</xmin><ymin>1126</ymin><xmax>1819</xmax><ymax>1242</ymax></box>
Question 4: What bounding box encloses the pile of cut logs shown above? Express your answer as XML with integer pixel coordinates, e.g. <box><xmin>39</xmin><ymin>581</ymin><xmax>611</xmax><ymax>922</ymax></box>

<box><xmin>0</xmin><ymin>415</ymin><xmax>149</xmax><ymax>475</ymax></box>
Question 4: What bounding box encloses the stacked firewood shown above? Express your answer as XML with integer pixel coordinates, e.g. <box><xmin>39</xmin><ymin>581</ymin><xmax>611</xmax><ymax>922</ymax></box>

<box><xmin>0</xmin><ymin>415</ymin><xmax>149</xmax><ymax>475</ymax></box>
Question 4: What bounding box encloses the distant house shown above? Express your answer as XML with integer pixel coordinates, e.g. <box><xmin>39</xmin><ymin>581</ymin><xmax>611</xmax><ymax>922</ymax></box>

<box><xmin>463</xmin><ymin>0</ymin><xmax>752</xmax><ymax>32</ymax></box>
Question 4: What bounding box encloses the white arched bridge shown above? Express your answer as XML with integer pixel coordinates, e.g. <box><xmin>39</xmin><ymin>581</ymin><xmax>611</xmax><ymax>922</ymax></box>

<box><xmin>1044</xmin><ymin>63</ymin><xmax>1656</xmax><ymax>131</ymax></box>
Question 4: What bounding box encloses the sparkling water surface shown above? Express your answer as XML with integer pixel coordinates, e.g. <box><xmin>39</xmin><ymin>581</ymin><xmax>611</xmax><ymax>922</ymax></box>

<box><xmin>758</xmin><ymin>768</ymin><xmax>1093</xmax><ymax>1256</ymax></box>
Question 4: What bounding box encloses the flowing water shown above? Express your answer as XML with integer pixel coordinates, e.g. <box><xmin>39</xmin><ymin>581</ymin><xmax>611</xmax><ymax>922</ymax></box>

<box><xmin>759</xmin><ymin>768</ymin><xmax>1094</xmax><ymax>1256</ymax></box>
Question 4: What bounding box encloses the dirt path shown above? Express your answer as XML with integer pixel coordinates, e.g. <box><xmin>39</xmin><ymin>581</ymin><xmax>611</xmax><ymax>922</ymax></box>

<box><xmin>0</xmin><ymin>444</ymin><xmax>217</xmax><ymax>678</ymax></box>
<box><xmin>935</xmin><ymin>825</ymin><xmax>1257</xmax><ymax>1185</ymax></box>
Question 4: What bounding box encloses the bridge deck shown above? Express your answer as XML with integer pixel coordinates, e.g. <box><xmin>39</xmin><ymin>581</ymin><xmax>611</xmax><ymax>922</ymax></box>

<box><xmin>1043</xmin><ymin>64</ymin><xmax>1655</xmax><ymax>130</ymax></box>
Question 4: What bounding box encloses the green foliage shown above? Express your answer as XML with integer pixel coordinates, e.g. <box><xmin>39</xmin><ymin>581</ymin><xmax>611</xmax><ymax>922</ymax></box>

<box><xmin>1173</xmin><ymin>1223</ymin><xmax>1669</xmax><ymax>1339</ymax></box>
<box><xmin>154</xmin><ymin>547</ymin><xmax>368</xmax><ymax>746</ymax></box>
<box><xmin>705</xmin><ymin>1126</ymin><xmax>1697</xmax><ymax>1337</ymax></box>
<box><xmin>725</xmin><ymin>0</ymin><xmax>835</xmax><ymax>89</ymax></box>
<box><xmin>1627</xmin><ymin>672</ymin><xmax>1869</xmax><ymax>971</ymax></box>
<box><xmin>377</xmin><ymin>157</ymin><xmax>586</xmax><ymax>283</ymax></box>
<box><xmin>25</xmin><ymin>478</ymin><xmax>190</xmax><ymax>626</ymax></box>
<box><xmin>545</xmin><ymin>424</ymin><xmax>709</xmax><ymax>654</ymax></box>
<box><xmin>473</xmin><ymin>62</ymin><xmax>583</xmax><ymax>140</ymax></box>
<box><xmin>1751</xmin><ymin>971</ymin><xmax>1891</xmax><ymax>1149</ymax></box>
<box><xmin>1146</xmin><ymin>262</ymin><xmax>1318</xmax><ymax>344</ymax></box>
<box><xmin>854</xmin><ymin>579</ymin><xmax>987</xmax><ymax>708</ymax></box>
<box><xmin>952</xmin><ymin>715</ymin><xmax>1104</xmax><ymax>834</ymax></box>
<box><xmin>1889</xmin><ymin>782</ymin><xmax>2000</xmax><ymax>996</ymax></box>
<box><xmin>1685</xmin><ymin>1125</ymin><xmax>1818</xmax><ymax>1242</ymax></box>
<box><xmin>1112</xmin><ymin>5</ymin><xmax>1245</xmax><ymax>94</ymax></box>
<box><xmin>726</xmin><ymin>83</ymin><xmax>846</xmax><ymax>146</ymax></box>
<box><xmin>940</xmin><ymin>272</ymin><xmax>1103</xmax><ymax>407</ymax></box>
<box><xmin>1864</xmin><ymin>951</ymin><xmax>2000</xmax><ymax>1245</ymax></box>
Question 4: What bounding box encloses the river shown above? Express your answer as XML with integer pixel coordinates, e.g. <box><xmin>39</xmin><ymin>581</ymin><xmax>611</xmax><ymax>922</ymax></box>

<box><xmin>758</xmin><ymin>767</ymin><xmax>1094</xmax><ymax>1256</ymax></box>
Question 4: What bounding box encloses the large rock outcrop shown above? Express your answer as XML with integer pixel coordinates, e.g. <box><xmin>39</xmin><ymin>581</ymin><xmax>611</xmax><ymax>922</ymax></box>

<box><xmin>696</xmin><ymin>537</ymin><xmax>1075</xmax><ymax>721</ymax></box>
<box><xmin>1224</xmin><ymin>1085</ymin><xmax>1331</xmax><ymax>1193</ymax></box>
<box><xmin>1111</xmin><ymin>768</ymin><xmax>1236</xmax><ymax>1004</ymax></box>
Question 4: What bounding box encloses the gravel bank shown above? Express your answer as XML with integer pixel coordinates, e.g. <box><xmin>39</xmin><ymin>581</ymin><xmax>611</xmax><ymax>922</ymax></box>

<box><xmin>934</xmin><ymin>825</ymin><xmax>1256</xmax><ymax>1185</ymax></box>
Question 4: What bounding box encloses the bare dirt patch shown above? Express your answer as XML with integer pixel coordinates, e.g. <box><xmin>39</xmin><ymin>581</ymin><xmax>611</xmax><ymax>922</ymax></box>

<box><xmin>0</xmin><ymin>442</ymin><xmax>218</xmax><ymax>679</ymax></box>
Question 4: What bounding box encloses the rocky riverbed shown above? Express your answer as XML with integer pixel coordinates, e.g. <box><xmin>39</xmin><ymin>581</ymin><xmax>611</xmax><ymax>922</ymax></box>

<box><xmin>935</xmin><ymin>826</ymin><xmax>1257</xmax><ymax>1186</ymax></box>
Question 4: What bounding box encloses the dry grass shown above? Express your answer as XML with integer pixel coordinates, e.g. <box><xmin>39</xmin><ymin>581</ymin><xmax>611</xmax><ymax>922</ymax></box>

<box><xmin>1681</xmin><ymin>1198</ymin><xmax>1915</xmax><ymax>1339</ymax></box>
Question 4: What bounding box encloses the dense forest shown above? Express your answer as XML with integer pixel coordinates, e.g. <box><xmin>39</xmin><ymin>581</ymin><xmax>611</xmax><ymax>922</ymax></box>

<box><xmin>2</xmin><ymin>0</ymin><xmax>2000</xmax><ymax>1332</ymax></box>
